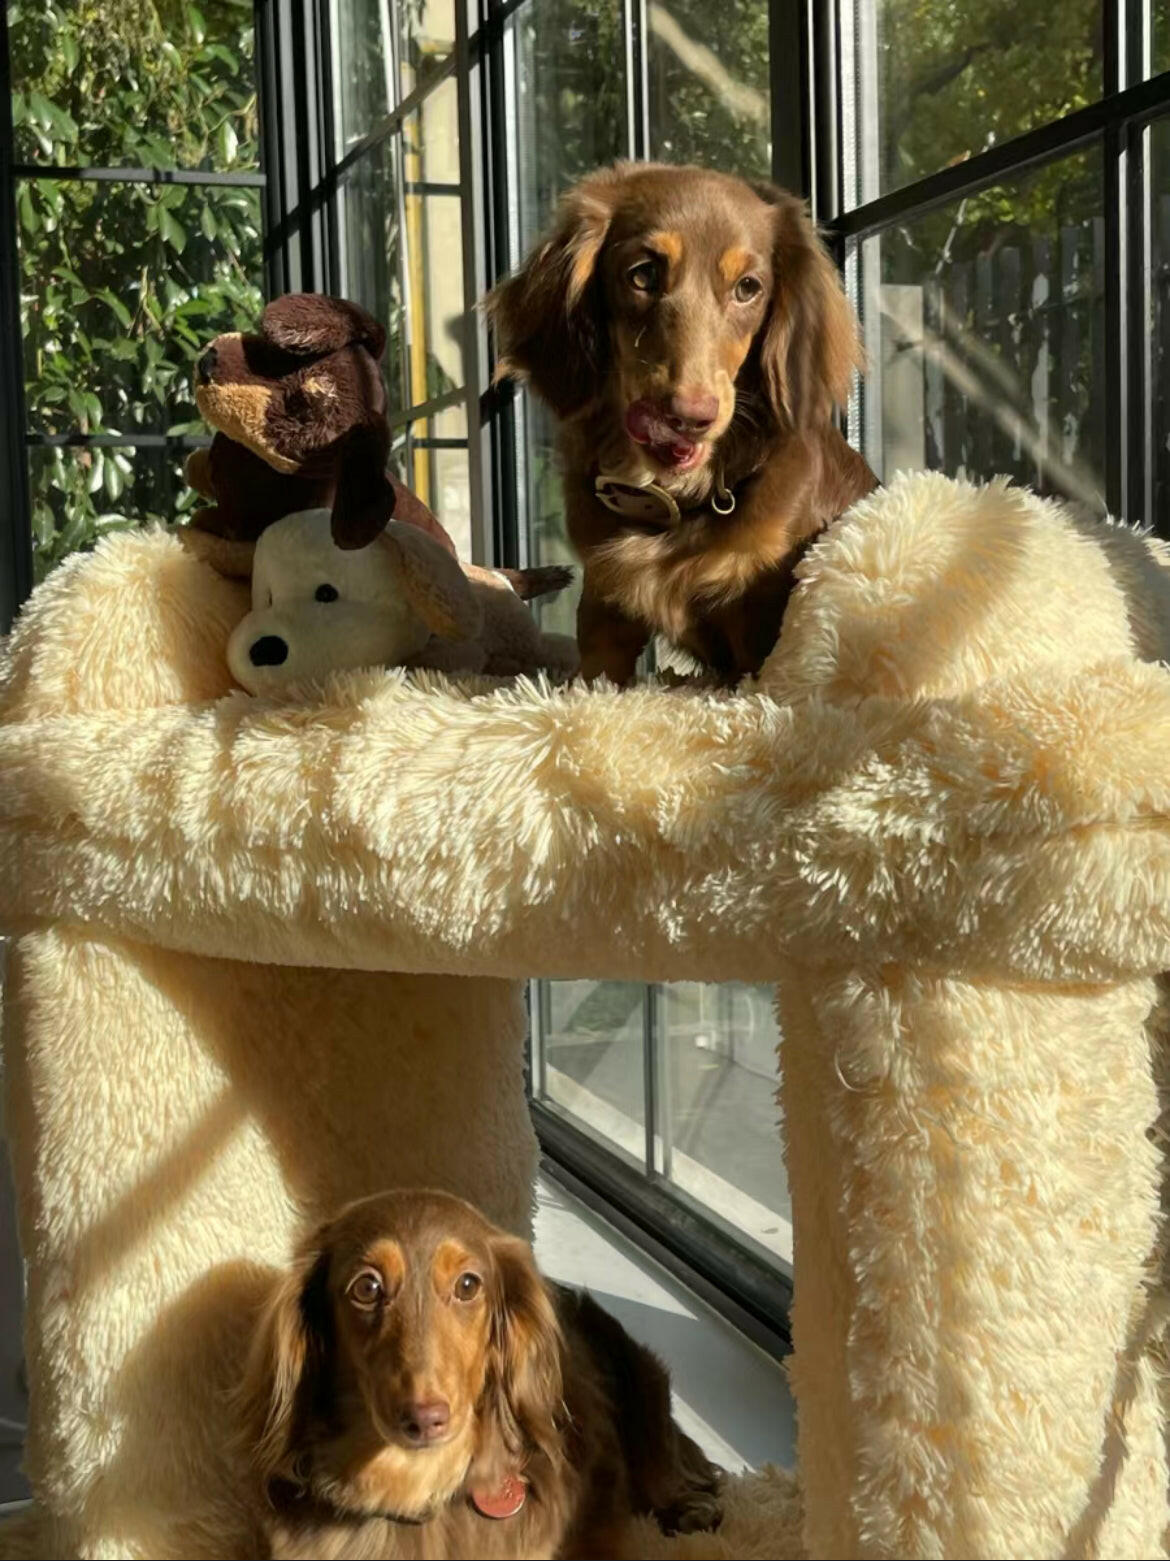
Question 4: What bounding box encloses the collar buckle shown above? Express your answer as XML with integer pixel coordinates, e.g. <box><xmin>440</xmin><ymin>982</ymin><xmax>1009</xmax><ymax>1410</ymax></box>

<box><xmin>595</xmin><ymin>474</ymin><xmax>681</xmax><ymax>527</ymax></box>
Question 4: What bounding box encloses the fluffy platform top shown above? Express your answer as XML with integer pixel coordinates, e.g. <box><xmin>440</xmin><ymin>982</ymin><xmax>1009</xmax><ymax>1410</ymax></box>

<box><xmin>3</xmin><ymin>471</ymin><xmax>1170</xmax><ymax>987</ymax></box>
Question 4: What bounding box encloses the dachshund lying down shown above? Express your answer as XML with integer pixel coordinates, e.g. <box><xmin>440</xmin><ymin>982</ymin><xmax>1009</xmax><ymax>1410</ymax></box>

<box><xmin>488</xmin><ymin>161</ymin><xmax>878</xmax><ymax>684</ymax></box>
<box><xmin>239</xmin><ymin>1190</ymin><xmax>723</xmax><ymax>1559</ymax></box>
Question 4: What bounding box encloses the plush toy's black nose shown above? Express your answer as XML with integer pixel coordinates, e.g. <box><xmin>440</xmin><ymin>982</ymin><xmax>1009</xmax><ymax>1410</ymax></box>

<box><xmin>196</xmin><ymin>346</ymin><xmax>218</xmax><ymax>386</ymax></box>
<box><xmin>249</xmin><ymin>634</ymin><xmax>288</xmax><ymax>668</ymax></box>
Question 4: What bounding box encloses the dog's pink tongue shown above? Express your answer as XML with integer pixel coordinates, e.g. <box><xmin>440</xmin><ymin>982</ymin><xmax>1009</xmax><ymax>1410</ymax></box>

<box><xmin>625</xmin><ymin>399</ymin><xmax>695</xmax><ymax>463</ymax></box>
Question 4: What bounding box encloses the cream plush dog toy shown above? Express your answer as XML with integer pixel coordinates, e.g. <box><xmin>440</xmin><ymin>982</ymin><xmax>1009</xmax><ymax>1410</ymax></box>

<box><xmin>227</xmin><ymin>507</ymin><xmax>579</xmax><ymax>694</ymax></box>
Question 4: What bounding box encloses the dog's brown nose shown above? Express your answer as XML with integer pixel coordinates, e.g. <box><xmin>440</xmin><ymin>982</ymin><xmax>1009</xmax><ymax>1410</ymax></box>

<box><xmin>665</xmin><ymin>390</ymin><xmax>719</xmax><ymax>432</ymax></box>
<box><xmin>400</xmin><ymin>1398</ymin><xmax>450</xmax><ymax>1444</ymax></box>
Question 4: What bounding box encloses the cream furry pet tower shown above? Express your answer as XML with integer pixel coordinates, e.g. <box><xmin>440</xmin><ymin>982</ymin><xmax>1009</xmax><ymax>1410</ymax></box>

<box><xmin>4</xmin><ymin>470</ymin><xmax>1170</xmax><ymax>1560</ymax></box>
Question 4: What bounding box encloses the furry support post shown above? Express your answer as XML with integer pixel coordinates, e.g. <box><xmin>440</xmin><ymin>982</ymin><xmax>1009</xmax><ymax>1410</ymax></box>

<box><xmin>3</xmin><ymin>472</ymin><xmax>1170</xmax><ymax>1557</ymax></box>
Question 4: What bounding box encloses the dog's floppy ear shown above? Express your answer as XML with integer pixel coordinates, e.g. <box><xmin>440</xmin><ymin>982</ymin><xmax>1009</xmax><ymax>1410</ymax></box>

<box><xmin>236</xmin><ymin>1239</ymin><xmax>333</xmax><ymax>1490</ymax></box>
<box><xmin>752</xmin><ymin>184</ymin><xmax>864</xmax><ymax>430</ymax></box>
<box><xmin>486</xmin><ymin>1234</ymin><xmax>563</xmax><ymax>1470</ymax></box>
<box><xmin>380</xmin><ymin>521</ymin><xmax>483</xmax><ymax>642</ymax></box>
<box><xmin>331</xmin><ymin>425</ymin><xmax>398</xmax><ymax>549</ymax></box>
<box><xmin>485</xmin><ymin>166</ymin><xmax>625</xmax><ymax>418</ymax></box>
<box><xmin>261</xmin><ymin>294</ymin><xmax>387</xmax><ymax>360</ymax></box>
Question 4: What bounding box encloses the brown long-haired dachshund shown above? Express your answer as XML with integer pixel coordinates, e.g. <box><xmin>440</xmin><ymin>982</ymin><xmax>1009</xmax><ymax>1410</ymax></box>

<box><xmin>488</xmin><ymin>161</ymin><xmax>878</xmax><ymax>684</ymax></box>
<box><xmin>238</xmin><ymin>1189</ymin><xmax>722</xmax><ymax>1559</ymax></box>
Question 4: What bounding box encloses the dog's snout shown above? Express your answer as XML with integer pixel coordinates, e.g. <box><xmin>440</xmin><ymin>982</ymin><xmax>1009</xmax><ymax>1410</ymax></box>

<box><xmin>249</xmin><ymin>634</ymin><xmax>288</xmax><ymax>668</ymax></box>
<box><xmin>399</xmin><ymin>1398</ymin><xmax>450</xmax><ymax>1445</ymax></box>
<box><xmin>196</xmin><ymin>345</ymin><xmax>218</xmax><ymax>386</ymax></box>
<box><xmin>665</xmin><ymin>389</ymin><xmax>719</xmax><ymax>431</ymax></box>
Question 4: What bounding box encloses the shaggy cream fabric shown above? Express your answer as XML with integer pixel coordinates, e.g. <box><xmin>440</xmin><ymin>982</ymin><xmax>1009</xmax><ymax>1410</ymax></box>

<box><xmin>2</xmin><ymin>471</ymin><xmax>1170</xmax><ymax>1558</ymax></box>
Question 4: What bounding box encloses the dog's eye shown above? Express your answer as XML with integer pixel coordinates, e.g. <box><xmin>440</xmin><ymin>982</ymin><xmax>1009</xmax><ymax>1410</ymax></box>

<box><xmin>315</xmin><ymin>583</ymin><xmax>339</xmax><ymax>603</ymax></box>
<box><xmin>347</xmin><ymin>1269</ymin><xmax>384</xmax><ymax>1308</ymax></box>
<box><xmin>628</xmin><ymin>260</ymin><xmax>660</xmax><ymax>295</ymax></box>
<box><xmin>454</xmin><ymin>1271</ymin><xmax>482</xmax><ymax>1303</ymax></box>
<box><xmin>733</xmin><ymin>275</ymin><xmax>763</xmax><ymax>303</ymax></box>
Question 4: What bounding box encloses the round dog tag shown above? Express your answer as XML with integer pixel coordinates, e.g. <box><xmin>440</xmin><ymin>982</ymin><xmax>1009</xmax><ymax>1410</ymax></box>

<box><xmin>470</xmin><ymin>1474</ymin><xmax>528</xmax><ymax>1520</ymax></box>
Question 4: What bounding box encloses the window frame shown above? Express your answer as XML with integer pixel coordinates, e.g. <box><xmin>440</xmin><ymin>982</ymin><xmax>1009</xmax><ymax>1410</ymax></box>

<box><xmin>817</xmin><ymin>0</ymin><xmax>1170</xmax><ymax>530</ymax></box>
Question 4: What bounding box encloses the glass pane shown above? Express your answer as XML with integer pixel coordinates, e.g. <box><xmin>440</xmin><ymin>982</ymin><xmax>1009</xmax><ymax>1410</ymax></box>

<box><xmin>657</xmin><ymin>984</ymin><xmax>789</xmax><ymax>1267</ymax></box>
<box><xmin>402</xmin><ymin>76</ymin><xmax>466</xmax><ymax>404</ymax></box>
<box><xmin>510</xmin><ymin>0</ymin><xmax>627</xmax><ymax>254</ymax></box>
<box><xmin>1154</xmin><ymin>3</ymin><xmax>1170</xmax><ymax>75</ymax></box>
<box><xmin>399</xmin><ymin>0</ymin><xmax>456</xmax><ymax>101</ymax></box>
<box><xmin>408</xmin><ymin>415</ymin><xmax>471</xmax><ymax>560</ymax></box>
<box><xmin>426</xmin><ymin>402</ymin><xmax>466</xmax><ymax>439</ymax></box>
<box><xmin>846</xmin><ymin>1</ymin><xmax>1102</xmax><ymax>204</ymax></box>
<box><xmin>331</xmin><ymin>0</ymin><xmax>394</xmax><ymax>154</ymax></box>
<box><xmin>540</xmin><ymin>981</ymin><xmax>646</xmax><ymax>1164</ymax></box>
<box><xmin>391</xmin><ymin>406</ymin><xmax>470</xmax><ymax>556</ymax></box>
<box><xmin>523</xmin><ymin>397</ymin><xmax>579</xmax><ymax>638</ymax></box>
<box><xmin>331</xmin><ymin>0</ymin><xmax>457</xmax><ymax>155</ymax></box>
<box><xmin>647</xmin><ymin>0</ymin><xmax>771</xmax><ymax>178</ymax></box>
<box><xmin>9</xmin><ymin>0</ymin><xmax>258</xmax><ymax>172</ymax></box>
<box><xmin>27</xmin><ymin>442</ymin><xmax>194</xmax><ymax>582</ymax></box>
<box><xmin>18</xmin><ymin>179</ymin><xmax>263</xmax><ymax>436</ymax></box>
<box><xmin>509</xmin><ymin>0</ymin><xmax>625</xmax><ymax>621</ymax></box>
<box><xmin>337</xmin><ymin>137</ymin><xmax>409</xmax><ymax>414</ymax></box>
<box><xmin>851</xmin><ymin>147</ymin><xmax>1105</xmax><ymax>510</ymax></box>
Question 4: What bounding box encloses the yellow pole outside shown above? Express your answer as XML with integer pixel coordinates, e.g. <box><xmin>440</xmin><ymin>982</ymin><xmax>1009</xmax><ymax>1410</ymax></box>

<box><xmin>404</xmin><ymin>112</ymin><xmax>430</xmax><ymax>508</ymax></box>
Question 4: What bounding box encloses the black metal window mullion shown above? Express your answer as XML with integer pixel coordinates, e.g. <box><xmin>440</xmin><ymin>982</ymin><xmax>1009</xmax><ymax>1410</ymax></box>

<box><xmin>480</xmin><ymin>0</ymin><xmax>521</xmax><ymax>567</ymax></box>
<box><xmin>625</xmin><ymin>0</ymin><xmax>649</xmax><ymax>162</ymax></box>
<box><xmin>828</xmin><ymin>71</ymin><xmax>1170</xmax><ymax>243</ymax></box>
<box><xmin>1123</xmin><ymin>0</ymin><xmax>1155</xmax><ymax>527</ymax></box>
<box><xmin>314</xmin><ymin>0</ymin><xmax>341</xmax><ymax>294</ymax></box>
<box><xmin>11</xmin><ymin>165</ymin><xmax>266</xmax><ymax>188</ymax></box>
<box><xmin>27</xmin><ymin>433</ymin><xmax>210</xmax><ymax>451</ymax></box>
<box><xmin>769</xmin><ymin>0</ymin><xmax>815</xmax><ymax>202</ymax></box>
<box><xmin>457</xmin><ymin>0</ymin><xmax>495</xmax><ymax>562</ymax></box>
<box><xmin>256</xmin><ymin>0</ymin><xmax>326</xmax><ymax>294</ymax></box>
<box><xmin>1105</xmin><ymin>0</ymin><xmax>1128</xmax><ymax>516</ymax></box>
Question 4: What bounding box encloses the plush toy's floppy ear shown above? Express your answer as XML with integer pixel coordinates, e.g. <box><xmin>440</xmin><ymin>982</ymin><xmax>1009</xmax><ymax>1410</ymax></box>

<box><xmin>331</xmin><ymin>425</ymin><xmax>398</xmax><ymax>549</ymax></box>
<box><xmin>381</xmin><ymin>521</ymin><xmax>484</xmax><ymax>642</ymax></box>
<box><xmin>260</xmin><ymin>294</ymin><xmax>387</xmax><ymax>360</ymax></box>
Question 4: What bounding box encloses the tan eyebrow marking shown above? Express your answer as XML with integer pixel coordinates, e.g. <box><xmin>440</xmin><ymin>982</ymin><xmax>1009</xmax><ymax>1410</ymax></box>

<box><xmin>719</xmin><ymin>245</ymin><xmax>756</xmax><ymax>283</ymax></box>
<box><xmin>365</xmin><ymin>1238</ymin><xmax>405</xmax><ymax>1289</ymax></box>
<box><xmin>647</xmin><ymin>229</ymin><xmax>684</xmax><ymax>269</ymax></box>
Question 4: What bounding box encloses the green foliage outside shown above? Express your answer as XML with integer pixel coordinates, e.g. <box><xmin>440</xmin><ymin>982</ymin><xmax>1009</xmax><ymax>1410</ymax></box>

<box><xmin>9</xmin><ymin>0</ymin><xmax>263</xmax><ymax>579</ymax></box>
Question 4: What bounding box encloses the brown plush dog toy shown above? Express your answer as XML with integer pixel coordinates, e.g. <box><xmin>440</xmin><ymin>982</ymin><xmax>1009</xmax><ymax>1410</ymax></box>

<box><xmin>183</xmin><ymin>292</ymin><xmax>577</xmax><ymax>682</ymax></box>
<box><xmin>185</xmin><ymin>292</ymin><xmax>454</xmax><ymax>557</ymax></box>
